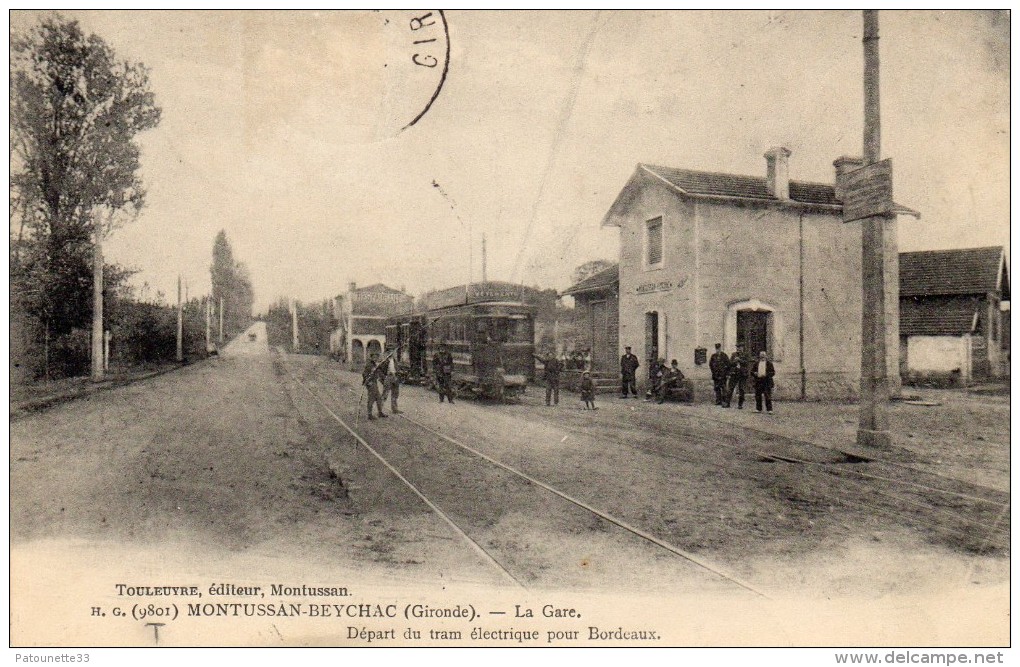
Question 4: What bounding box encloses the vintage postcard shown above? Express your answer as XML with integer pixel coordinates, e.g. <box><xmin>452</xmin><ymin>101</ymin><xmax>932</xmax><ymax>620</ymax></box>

<box><xmin>8</xmin><ymin>9</ymin><xmax>1010</xmax><ymax>657</ymax></box>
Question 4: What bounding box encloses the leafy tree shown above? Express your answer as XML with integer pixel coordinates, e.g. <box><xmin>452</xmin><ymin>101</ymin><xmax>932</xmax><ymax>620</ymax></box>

<box><xmin>11</xmin><ymin>15</ymin><xmax>161</xmax><ymax>337</ymax></box>
<box><xmin>571</xmin><ymin>259</ymin><xmax>616</xmax><ymax>286</ymax></box>
<box><xmin>262</xmin><ymin>297</ymin><xmax>335</xmax><ymax>354</ymax></box>
<box><xmin>210</xmin><ymin>230</ymin><xmax>255</xmax><ymax>338</ymax></box>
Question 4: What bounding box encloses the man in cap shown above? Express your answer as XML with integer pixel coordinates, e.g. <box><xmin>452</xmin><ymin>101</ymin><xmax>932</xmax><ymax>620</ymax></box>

<box><xmin>724</xmin><ymin>343</ymin><xmax>750</xmax><ymax>409</ymax></box>
<box><xmin>433</xmin><ymin>343</ymin><xmax>455</xmax><ymax>404</ymax></box>
<box><xmin>709</xmin><ymin>343</ymin><xmax>730</xmax><ymax>406</ymax></box>
<box><xmin>533</xmin><ymin>349</ymin><xmax>563</xmax><ymax>406</ymax></box>
<box><xmin>362</xmin><ymin>351</ymin><xmax>387</xmax><ymax>420</ymax></box>
<box><xmin>620</xmin><ymin>346</ymin><xmax>640</xmax><ymax>398</ymax></box>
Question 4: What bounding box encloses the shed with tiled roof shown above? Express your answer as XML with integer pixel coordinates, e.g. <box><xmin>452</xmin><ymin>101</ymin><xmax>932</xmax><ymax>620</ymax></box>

<box><xmin>561</xmin><ymin>265</ymin><xmax>619</xmax><ymax>297</ymax></box>
<box><xmin>562</xmin><ymin>265</ymin><xmax>619</xmax><ymax>374</ymax></box>
<box><xmin>899</xmin><ymin>246</ymin><xmax>1009</xmax><ymax>299</ymax></box>
<box><xmin>898</xmin><ymin>246</ymin><xmax>1008</xmax><ymax>382</ymax></box>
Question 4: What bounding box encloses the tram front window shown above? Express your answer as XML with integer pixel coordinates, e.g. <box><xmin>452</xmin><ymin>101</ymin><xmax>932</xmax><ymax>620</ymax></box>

<box><xmin>488</xmin><ymin>317</ymin><xmax>531</xmax><ymax>343</ymax></box>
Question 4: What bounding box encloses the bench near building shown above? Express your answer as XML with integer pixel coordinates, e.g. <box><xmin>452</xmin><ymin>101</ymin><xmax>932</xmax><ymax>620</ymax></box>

<box><xmin>600</xmin><ymin>147</ymin><xmax>918</xmax><ymax>400</ymax></box>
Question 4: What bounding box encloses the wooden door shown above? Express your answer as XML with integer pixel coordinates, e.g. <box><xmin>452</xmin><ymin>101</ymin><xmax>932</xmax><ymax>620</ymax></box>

<box><xmin>591</xmin><ymin>300</ymin><xmax>609</xmax><ymax>371</ymax></box>
<box><xmin>738</xmin><ymin>310</ymin><xmax>769</xmax><ymax>360</ymax></box>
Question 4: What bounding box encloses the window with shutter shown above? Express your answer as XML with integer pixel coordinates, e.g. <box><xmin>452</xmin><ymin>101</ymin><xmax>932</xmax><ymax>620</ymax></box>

<box><xmin>647</xmin><ymin>217</ymin><xmax>663</xmax><ymax>267</ymax></box>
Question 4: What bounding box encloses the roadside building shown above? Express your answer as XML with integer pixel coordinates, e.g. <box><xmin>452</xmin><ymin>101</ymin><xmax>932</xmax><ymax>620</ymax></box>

<box><xmin>331</xmin><ymin>282</ymin><xmax>414</xmax><ymax>369</ymax></box>
<box><xmin>561</xmin><ymin>264</ymin><xmax>619</xmax><ymax>373</ymax></box>
<box><xmin>1001</xmin><ymin>302</ymin><xmax>1010</xmax><ymax>376</ymax></box>
<box><xmin>899</xmin><ymin>246</ymin><xmax>1009</xmax><ymax>384</ymax></box>
<box><xmin>601</xmin><ymin>148</ymin><xmax>917</xmax><ymax>400</ymax></box>
<box><xmin>561</xmin><ymin>265</ymin><xmax>621</xmax><ymax>394</ymax></box>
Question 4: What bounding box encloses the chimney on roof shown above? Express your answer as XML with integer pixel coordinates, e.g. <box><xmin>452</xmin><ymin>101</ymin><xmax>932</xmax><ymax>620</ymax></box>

<box><xmin>764</xmin><ymin>147</ymin><xmax>791</xmax><ymax>200</ymax></box>
<box><xmin>833</xmin><ymin>156</ymin><xmax>864</xmax><ymax>202</ymax></box>
<box><xmin>348</xmin><ymin>281</ymin><xmax>356</xmax><ymax>293</ymax></box>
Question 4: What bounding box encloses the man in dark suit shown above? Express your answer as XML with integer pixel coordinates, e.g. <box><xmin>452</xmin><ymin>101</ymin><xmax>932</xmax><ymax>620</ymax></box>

<box><xmin>620</xmin><ymin>346</ymin><xmax>640</xmax><ymax>398</ymax></box>
<box><xmin>724</xmin><ymin>343</ymin><xmax>750</xmax><ymax>409</ymax></box>
<box><xmin>362</xmin><ymin>352</ymin><xmax>388</xmax><ymax>420</ymax></box>
<box><xmin>709</xmin><ymin>343</ymin><xmax>730</xmax><ymax>406</ymax></box>
<box><xmin>657</xmin><ymin>359</ymin><xmax>685</xmax><ymax>404</ymax></box>
<box><xmin>533</xmin><ymin>350</ymin><xmax>562</xmax><ymax>406</ymax></box>
<box><xmin>433</xmin><ymin>344</ymin><xmax>455</xmax><ymax>404</ymax></box>
<box><xmin>752</xmin><ymin>350</ymin><xmax>776</xmax><ymax>413</ymax></box>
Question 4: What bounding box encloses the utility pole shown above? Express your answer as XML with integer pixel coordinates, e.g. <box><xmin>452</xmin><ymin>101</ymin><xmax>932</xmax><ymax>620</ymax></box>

<box><xmin>857</xmin><ymin>9</ymin><xmax>890</xmax><ymax>448</ymax></box>
<box><xmin>205</xmin><ymin>296</ymin><xmax>212</xmax><ymax>352</ymax></box>
<box><xmin>219</xmin><ymin>297</ymin><xmax>224</xmax><ymax>343</ymax></box>
<box><xmin>176</xmin><ymin>275</ymin><xmax>184</xmax><ymax>362</ymax></box>
<box><xmin>90</xmin><ymin>228</ymin><xmax>104</xmax><ymax>382</ymax></box>
<box><xmin>292</xmin><ymin>298</ymin><xmax>299</xmax><ymax>352</ymax></box>
<box><xmin>481</xmin><ymin>233</ymin><xmax>488</xmax><ymax>282</ymax></box>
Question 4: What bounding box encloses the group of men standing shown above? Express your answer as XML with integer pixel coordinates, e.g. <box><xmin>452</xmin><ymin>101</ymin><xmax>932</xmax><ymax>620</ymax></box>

<box><xmin>709</xmin><ymin>343</ymin><xmax>775</xmax><ymax>413</ymax></box>
<box><xmin>362</xmin><ymin>343</ymin><xmax>456</xmax><ymax>419</ymax></box>
<box><xmin>363</xmin><ymin>340</ymin><xmax>776</xmax><ymax>416</ymax></box>
<box><xmin>620</xmin><ymin>342</ymin><xmax>776</xmax><ymax>412</ymax></box>
<box><xmin>362</xmin><ymin>348</ymin><xmax>402</xmax><ymax>420</ymax></box>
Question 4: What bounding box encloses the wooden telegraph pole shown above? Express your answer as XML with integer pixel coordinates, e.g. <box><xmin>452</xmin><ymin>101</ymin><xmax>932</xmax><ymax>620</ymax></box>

<box><xmin>481</xmin><ymin>233</ymin><xmax>488</xmax><ymax>282</ymax></box>
<box><xmin>91</xmin><ymin>229</ymin><xmax>104</xmax><ymax>382</ymax></box>
<box><xmin>205</xmin><ymin>296</ymin><xmax>212</xmax><ymax>352</ymax></box>
<box><xmin>855</xmin><ymin>10</ymin><xmax>891</xmax><ymax>448</ymax></box>
<box><xmin>291</xmin><ymin>298</ymin><xmax>300</xmax><ymax>352</ymax></box>
<box><xmin>176</xmin><ymin>275</ymin><xmax>184</xmax><ymax>362</ymax></box>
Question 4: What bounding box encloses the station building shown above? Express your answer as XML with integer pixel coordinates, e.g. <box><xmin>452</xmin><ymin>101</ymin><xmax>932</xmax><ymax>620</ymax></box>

<box><xmin>601</xmin><ymin>148</ymin><xmax>917</xmax><ymax>400</ymax></box>
<box><xmin>331</xmin><ymin>282</ymin><xmax>414</xmax><ymax>369</ymax></box>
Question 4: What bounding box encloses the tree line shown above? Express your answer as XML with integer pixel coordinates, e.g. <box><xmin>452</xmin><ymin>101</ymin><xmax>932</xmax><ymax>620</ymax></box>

<box><xmin>210</xmin><ymin>230</ymin><xmax>255</xmax><ymax>343</ymax></box>
<box><xmin>10</xmin><ymin>16</ymin><xmax>254</xmax><ymax>381</ymax></box>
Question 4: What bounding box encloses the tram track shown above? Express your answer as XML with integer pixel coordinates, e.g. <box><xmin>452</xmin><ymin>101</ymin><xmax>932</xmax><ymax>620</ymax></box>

<box><xmin>279</xmin><ymin>351</ymin><xmax>772</xmax><ymax>598</ymax></box>
<box><xmin>306</xmin><ymin>353</ymin><xmax>1007</xmax><ymax>556</ymax></box>
<box><xmin>290</xmin><ymin>351</ymin><xmax>1005</xmax><ymax>597</ymax></box>
<box><xmin>493</xmin><ymin>395</ymin><xmax>1010</xmax><ymax>555</ymax></box>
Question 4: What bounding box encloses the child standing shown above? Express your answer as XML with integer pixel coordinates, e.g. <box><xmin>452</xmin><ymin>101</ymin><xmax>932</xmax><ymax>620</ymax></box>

<box><xmin>580</xmin><ymin>371</ymin><xmax>597</xmax><ymax>410</ymax></box>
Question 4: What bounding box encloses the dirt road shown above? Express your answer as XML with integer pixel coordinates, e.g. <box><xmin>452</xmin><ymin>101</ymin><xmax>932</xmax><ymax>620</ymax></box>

<box><xmin>10</xmin><ymin>329</ymin><xmax>1008</xmax><ymax>646</ymax></box>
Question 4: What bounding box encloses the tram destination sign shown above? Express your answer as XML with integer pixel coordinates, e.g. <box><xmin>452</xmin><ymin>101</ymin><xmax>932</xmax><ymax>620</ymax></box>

<box><xmin>842</xmin><ymin>158</ymin><xmax>894</xmax><ymax>223</ymax></box>
<box><xmin>423</xmin><ymin>281</ymin><xmax>524</xmax><ymax>310</ymax></box>
<box><xmin>468</xmin><ymin>282</ymin><xmax>523</xmax><ymax>303</ymax></box>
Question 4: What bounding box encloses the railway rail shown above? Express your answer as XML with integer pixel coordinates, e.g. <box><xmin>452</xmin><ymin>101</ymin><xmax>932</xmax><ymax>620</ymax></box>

<box><xmin>285</xmin><ymin>352</ymin><xmax>1006</xmax><ymax>597</ymax></box>
<box><xmin>496</xmin><ymin>392</ymin><xmax>1011</xmax><ymax>555</ymax></box>
<box><xmin>279</xmin><ymin>350</ymin><xmax>771</xmax><ymax>598</ymax></box>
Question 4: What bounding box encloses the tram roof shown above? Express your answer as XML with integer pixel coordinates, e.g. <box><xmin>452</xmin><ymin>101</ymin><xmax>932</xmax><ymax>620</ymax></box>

<box><xmin>419</xmin><ymin>281</ymin><xmax>527</xmax><ymax>311</ymax></box>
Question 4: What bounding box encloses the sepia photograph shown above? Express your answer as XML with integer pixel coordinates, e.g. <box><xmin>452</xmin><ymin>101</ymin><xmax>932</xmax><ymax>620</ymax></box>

<box><xmin>8</xmin><ymin>8</ymin><xmax>1011</xmax><ymax>657</ymax></box>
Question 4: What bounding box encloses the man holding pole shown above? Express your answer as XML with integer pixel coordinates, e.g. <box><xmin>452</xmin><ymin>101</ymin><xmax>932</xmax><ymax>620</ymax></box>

<box><xmin>362</xmin><ymin>351</ymin><xmax>388</xmax><ymax>420</ymax></box>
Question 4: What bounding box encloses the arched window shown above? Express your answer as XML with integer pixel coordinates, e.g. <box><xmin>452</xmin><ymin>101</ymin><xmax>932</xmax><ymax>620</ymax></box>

<box><xmin>351</xmin><ymin>339</ymin><xmax>365</xmax><ymax>366</ymax></box>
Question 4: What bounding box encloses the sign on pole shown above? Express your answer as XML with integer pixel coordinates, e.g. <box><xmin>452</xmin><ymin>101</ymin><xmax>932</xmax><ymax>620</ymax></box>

<box><xmin>842</xmin><ymin>158</ymin><xmax>893</xmax><ymax>223</ymax></box>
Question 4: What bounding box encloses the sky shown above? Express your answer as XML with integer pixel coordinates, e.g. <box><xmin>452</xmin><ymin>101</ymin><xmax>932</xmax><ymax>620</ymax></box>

<box><xmin>11</xmin><ymin>10</ymin><xmax>1010</xmax><ymax>312</ymax></box>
